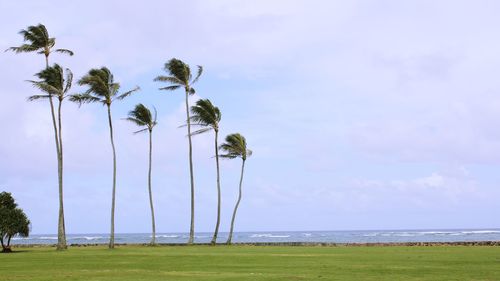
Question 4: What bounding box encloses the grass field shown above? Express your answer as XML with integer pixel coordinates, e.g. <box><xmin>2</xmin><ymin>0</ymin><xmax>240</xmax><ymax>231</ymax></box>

<box><xmin>1</xmin><ymin>245</ymin><xmax>499</xmax><ymax>280</ymax></box>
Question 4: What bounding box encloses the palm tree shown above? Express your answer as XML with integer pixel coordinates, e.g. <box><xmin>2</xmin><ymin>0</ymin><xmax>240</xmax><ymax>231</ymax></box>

<box><xmin>27</xmin><ymin>64</ymin><xmax>73</xmax><ymax>249</ymax></box>
<box><xmin>189</xmin><ymin>99</ymin><xmax>222</xmax><ymax>245</ymax></box>
<box><xmin>70</xmin><ymin>67</ymin><xmax>140</xmax><ymax>249</ymax></box>
<box><xmin>154</xmin><ymin>58</ymin><xmax>202</xmax><ymax>244</ymax></box>
<box><xmin>125</xmin><ymin>104</ymin><xmax>158</xmax><ymax>245</ymax></box>
<box><xmin>7</xmin><ymin>23</ymin><xmax>73</xmax><ymax>251</ymax></box>
<box><xmin>219</xmin><ymin>133</ymin><xmax>252</xmax><ymax>245</ymax></box>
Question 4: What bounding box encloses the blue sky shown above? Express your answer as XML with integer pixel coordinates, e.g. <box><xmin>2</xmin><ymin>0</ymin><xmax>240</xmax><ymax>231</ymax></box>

<box><xmin>1</xmin><ymin>0</ymin><xmax>499</xmax><ymax>234</ymax></box>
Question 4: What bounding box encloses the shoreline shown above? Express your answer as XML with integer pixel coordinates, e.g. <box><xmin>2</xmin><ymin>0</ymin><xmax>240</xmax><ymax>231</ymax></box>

<box><xmin>12</xmin><ymin>241</ymin><xmax>500</xmax><ymax>248</ymax></box>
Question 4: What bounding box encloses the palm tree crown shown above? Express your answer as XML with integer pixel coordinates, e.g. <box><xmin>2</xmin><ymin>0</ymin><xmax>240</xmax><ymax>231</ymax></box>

<box><xmin>190</xmin><ymin>99</ymin><xmax>221</xmax><ymax>135</ymax></box>
<box><xmin>219</xmin><ymin>133</ymin><xmax>252</xmax><ymax>161</ymax></box>
<box><xmin>153</xmin><ymin>58</ymin><xmax>203</xmax><ymax>93</ymax></box>
<box><xmin>27</xmin><ymin>64</ymin><xmax>73</xmax><ymax>102</ymax></box>
<box><xmin>70</xmin><ymin>67</ymin><xmax>139</xmax><ymax>105</ymax></box>
<box><xmin>125</xmin><ymin>104</ymin><xmax>157</xmax><ymax>133</ymax></box>
<box><xmin>6</xmin><ymin>24</ymin><xmax>73</xmax><ymax>57</ymax></box>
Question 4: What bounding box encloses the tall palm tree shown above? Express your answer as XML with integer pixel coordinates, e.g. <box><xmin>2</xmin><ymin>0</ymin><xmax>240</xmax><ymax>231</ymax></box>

<box><xmin>154</xmin><ymin>58</ymin><xmax>202</xmax><ymax>244</ymax></box>
<box><xmin>7</xmin><ymin>24</ymin><xmax>73</xmax><ymax>250</ymax></box>
<box><xmin>125</xmin><ymin>104</ymin><xmax>158</xmax><ymax>245</ymax></box>
<box><xmin>189</xmin><ymin>99</ymin><xmax>222</xmax><ymax>245</ymax></box>
<box><xmin>27</xmin><ymin>64</ymin><xmax>72</xmax><ymax>250</ymax></box>
<box><xmin>220</xmin><ymin>133</ymin><xmax>252</xmax><ymax>245</ymax></box>
<box><xmin>70</xmin><ymin>67</ymin><xmax>139</xmax><ymax>249</ymax></box>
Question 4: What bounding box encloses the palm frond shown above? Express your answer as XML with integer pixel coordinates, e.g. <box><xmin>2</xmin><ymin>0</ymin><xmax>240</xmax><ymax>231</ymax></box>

<box><xmin>190</xmin><ymin>127</ymin><xmax>212</xmax><ymax>136</ymax></box>
<box><xmin>152</xmin><ymin>106</ymin><xmax>158</xmax><ymax>125</ymax></box>
<box><xmin>159</xmin><ymin>85</ymin><xmax>181</xmax><ymax>91</ymax></box>
<box><xmin>115</xmin><ymin>86</ymin><xmax>140</xmax><ymax>101</ymax></box>
<box><xmin>28</xmin><ymin>24</ymin><xmax>49</xmax><ymax>45</ymax></box>
<box><xmin>55</xmin><ymin>48</ymin><xmax>74</xmax><ymax>56</ymax></box>
<box><xmin>191</xmin><ymin>65</ymin><xmax>203</xmax><ymax>84</ymax></box>
<box><xmin>18</xmin><ymin>28</ymin><xmax>41</xmax><ymax>45</ymax></box>
<box><xmin>133</xmin><ymin>128</ymin><xmax>149</xmax><ymax>134</ymax></box>
<box><xmin>27</xmin><ymin>80</ymin><xmax>59</xmax><ymax>95</ymax></box>
<box><xmin>69</xmin><ymin>93</ymin><xmax>102</xmax><ymax>106</ymax></box>
<box><xmin>63</xmin><ymin>68</ymin><xmax>73</xmax><ymax>94</ymax></box>
<box><xmin>219</xmin><ymin>152</ymin><xmax>239</xmax><ymax>159</ymax></box>
<box><xmin>153</xmin><ymin>75</ymin><xmax>184</xmax><ymax>85</ymax></box>
<box><xmin>124</xmin><ymin>117</ymin><xmax>147</xmax><ymax>126</ymax></box>
<box><xmin>5</xmin><ymin>44</ymin><xmax>40</xmax><ymax>53</ymax></box>
<box><xmin>27</xmin><ymin>94</ymin><xmax>51</xmax><ymax>101</ymax></box>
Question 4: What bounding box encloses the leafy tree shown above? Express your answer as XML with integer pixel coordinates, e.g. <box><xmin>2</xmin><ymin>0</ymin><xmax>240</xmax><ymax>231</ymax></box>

<box><xmin>154</xmin><ymin>58</ymin><xmax>202</xmax><ymax>244</ymax></box>
<box><xmin>0</xmin><ymin>192</ymin><xmax>30</xmax><ymax>253</ymax></box>
<box><xmin>70</xmin><ymin>67</ymin><xmax>140</xmax><ymax>249</ymax></box>
<box><xmin>189</xmin><ymin>99</ymin><xmax>222</xmax><ymax>245</ymax></box>
<box><xmin>219</xmin><ymin>134</ymin><xmax>252</xmax><ymax>245</ymax></box>
<box><xmin>125</xmin><ymin>104</ymin><xmax>158</xmax><ymax>245</ymax></box>
<box><xmin>7</xmin><ymin>24</ymin><xmax>73</xmax><ymax>250</ymax></box>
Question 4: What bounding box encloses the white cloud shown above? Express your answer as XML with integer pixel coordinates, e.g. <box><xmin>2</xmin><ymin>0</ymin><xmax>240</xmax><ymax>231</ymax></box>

<box><xmin>1</xmin><ymin>0</ymin><xmax>500</xmax><ymax>233</ymax></box>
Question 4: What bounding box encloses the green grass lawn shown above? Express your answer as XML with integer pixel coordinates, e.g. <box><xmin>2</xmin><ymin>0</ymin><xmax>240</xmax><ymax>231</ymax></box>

<box><xmin>1</xmin><ymin>245</ymin><xmax>499</xmax><ymax>280</ymax></box>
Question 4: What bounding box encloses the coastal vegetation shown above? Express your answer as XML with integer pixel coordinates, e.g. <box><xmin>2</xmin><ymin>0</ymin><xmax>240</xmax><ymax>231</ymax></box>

<box><xmin>220</xmin><ymin>134</ymin><xmax>252</xmax><ymax>245</ymax></box>
<box><xmin>6</xmin><ymin>24</ymin><xmax>252</xmax><ymax>248</ymax></box>
<box><xmin>154</xmin><ymin>58</ymin><xmax>203</xmax><ymax>245</ymax></box>
<box><xmin>6</xmin><ymin>24</ymin><xmax>73</xmax><ymax>250</ymax></box>
<box><xmin>125</xmin><ymin>104</ymin><xmax>158</xmax><ymax>245</ymax></box>
<box><xmin>188</xmin><ymin>99</ymin><xmax>222</xmax><ymax>245</ymax></box>
<box><xmin>70</xmin><ymin>67</ymin><xmax>140</xmax><ymax>249</ymax></box>
<box><xmin>0</xmin><ymin>192</ymin><xmax>30</xmax><ymax>253</ymax></box>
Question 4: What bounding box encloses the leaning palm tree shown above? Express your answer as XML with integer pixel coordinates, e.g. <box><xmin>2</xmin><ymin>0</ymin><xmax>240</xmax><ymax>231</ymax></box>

<box><xmin>220</xmin><ymin>133</ymin><xmax>252</xmax><ymax>245</ymax></box>
<box><xmin>125</xmin><ymin>104</ymin><xmax>158</xmax><ymax>245</ymax></box>
<box><xmin>70</xmin><ymin>67</ymin><xmax>140</xmax><ymax>249</ymax></box>
<box><xmin>7</xmin><ymin>23</ymin><xmax>73</xmax><ymax>251</ymax></box>
<box><xmin>154</xmin><ymin>58</ymin><xmax>202</xmax><ymax>244</ymax></box>
<box><xmin>189</xmin><ymin>99</ymin><xmax>222</xmax><ymax>245</ymax></box>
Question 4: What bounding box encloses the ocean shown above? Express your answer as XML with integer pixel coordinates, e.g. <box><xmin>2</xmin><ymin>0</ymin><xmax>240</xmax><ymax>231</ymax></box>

<box><xmin>11</xmin><ymin>229</ymin><xmax>500</xmax><ymax>245</ymax></box>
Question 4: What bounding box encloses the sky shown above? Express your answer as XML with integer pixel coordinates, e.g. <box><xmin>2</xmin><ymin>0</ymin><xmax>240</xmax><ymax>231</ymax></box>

<box><xmin>0</xmin><ymin>0</ymin><xmax>499</xmax><ymax>234</ymax></box>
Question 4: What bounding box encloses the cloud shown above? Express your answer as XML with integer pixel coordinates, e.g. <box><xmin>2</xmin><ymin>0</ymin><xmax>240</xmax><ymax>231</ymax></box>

<box><xmin>1</xmin><ymin>0</ymin><xmax>500</xmax><ymax>233</ymax></box>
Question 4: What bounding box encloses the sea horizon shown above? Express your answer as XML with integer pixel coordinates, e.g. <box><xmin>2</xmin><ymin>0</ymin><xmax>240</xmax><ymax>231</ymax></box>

<box><xmin>13</xmin><ymin>228</ymin><xmax>500</xmax><ymax>245</ymax></box>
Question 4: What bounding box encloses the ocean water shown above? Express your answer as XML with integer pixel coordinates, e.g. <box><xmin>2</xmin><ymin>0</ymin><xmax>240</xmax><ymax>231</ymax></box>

<box><xmin>11</xmin><ymin>229</ymin><xmax>500</xmax><ymax>245</ymax></box>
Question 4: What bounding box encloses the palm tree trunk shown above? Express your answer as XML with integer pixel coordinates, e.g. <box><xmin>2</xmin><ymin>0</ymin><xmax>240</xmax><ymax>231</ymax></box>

<box><xmin>45</xmin><ymin>54</ymin><xmax>66</xmax><ymax>251</ymax></box>
<box><xmin>211</xmin><ymin>130</ymin><xmax>221</xmax><ymax>245</ymax></box>
<box><xmin>148</xmin><ymin>129</ymin><xmax>156</xmax><ymax>245</ymax></box>
<box><xmin>185</xmin><ymin>89</ymin><xmax>195</xmax><ymax>245</ymax></box>
<box><xmin>107</xmin><ymin>104</ymin><xmax>117</xmax><ymax>249</ymax></box>
<box><xmin>227</xmin><ymin>160</ymin><xmax>246</xmax><ymax>245</ymax></box>
<box><xmin>56</xmin><ymin>99</ymin><xmax>67</xmax><ymax>250</ymax></box>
